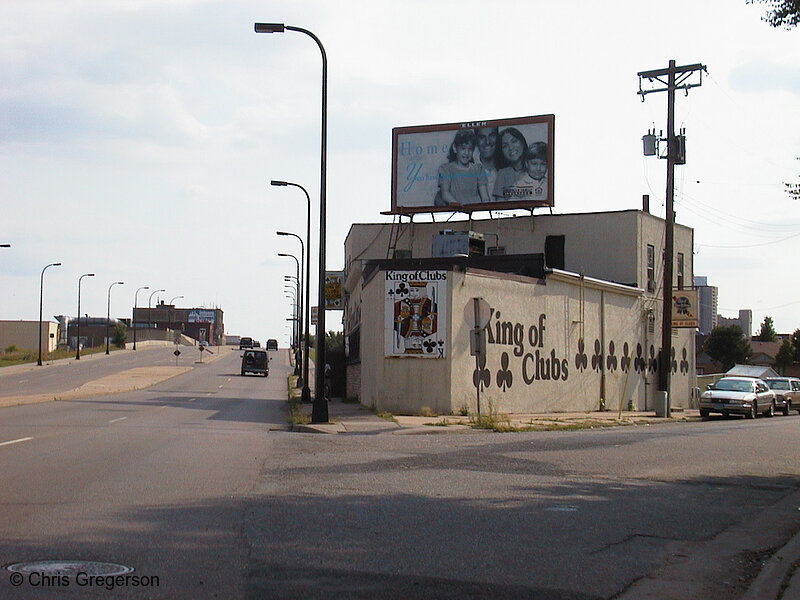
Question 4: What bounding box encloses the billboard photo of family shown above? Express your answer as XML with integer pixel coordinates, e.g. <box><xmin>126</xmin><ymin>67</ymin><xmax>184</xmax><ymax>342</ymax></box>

<box><xmin>391</xmin><ymin>115</ymin><xmax>554</xmax><ymax>214</ymax></box>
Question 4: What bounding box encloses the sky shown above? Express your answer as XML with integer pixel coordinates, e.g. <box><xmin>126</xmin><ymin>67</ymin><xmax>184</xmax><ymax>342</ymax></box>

<box><xmin>1</xmin><ymin>0</ymin><xmax>799</xmax><ymax>346</ymax></box>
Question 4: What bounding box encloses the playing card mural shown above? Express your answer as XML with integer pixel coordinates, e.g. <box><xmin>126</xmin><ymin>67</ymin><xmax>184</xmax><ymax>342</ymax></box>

<box><xmin>385</xmin><ymin>271</ymin><xmax>448</xmax><ymax>358</ymax></box>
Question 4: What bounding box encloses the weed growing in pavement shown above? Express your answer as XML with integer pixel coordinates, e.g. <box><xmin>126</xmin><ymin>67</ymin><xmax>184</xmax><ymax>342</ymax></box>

<box><xmin>286</xmin><ymin>397</ymin><xmax>311</xmax><ymax>425</ymax></box>
<box><xmin>286</xmin><ymin>375</ymin><xmax>310</xmax><ymax>425</ymax></box>
<box><xmin>375</xmin><ymin>411</ymin><xmax>397</xmax><ymax>423</ymax></box>
<box><xmin>418</xmin><ymin>406</ymin><xmax>437</xmax><ymax>417</ymax></box>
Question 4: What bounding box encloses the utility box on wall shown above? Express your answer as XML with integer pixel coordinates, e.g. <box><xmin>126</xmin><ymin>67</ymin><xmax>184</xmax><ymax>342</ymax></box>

<box><xmin>432</xmin><ymin>230</ymin><xmax>485</xmax><ymax>258</ymax></box>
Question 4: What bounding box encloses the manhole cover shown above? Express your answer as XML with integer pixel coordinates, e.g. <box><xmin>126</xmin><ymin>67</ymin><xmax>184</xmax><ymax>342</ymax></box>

<box><xmin>6</xmin><ymin>561</ymin><xmax>134</xmax><ymax>576</ymax></box>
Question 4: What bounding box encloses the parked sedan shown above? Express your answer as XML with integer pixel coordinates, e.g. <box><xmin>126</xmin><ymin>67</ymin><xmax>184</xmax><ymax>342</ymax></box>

<box><xmin>699</xmin><ymin>376</ymin><xmax>776</xmax><ymax>419</ymax></box>
<box><xmin>763</xmin><ymin>377</ymin><xmax>800</xmax><ymax>415</ymax></box>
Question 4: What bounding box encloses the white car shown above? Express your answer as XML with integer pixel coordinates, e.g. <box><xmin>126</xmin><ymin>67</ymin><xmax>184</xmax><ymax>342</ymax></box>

<box><xmin>699</xmin><ymin>376</ymin><xmax>776</xmax><ymax>420</ymax></box>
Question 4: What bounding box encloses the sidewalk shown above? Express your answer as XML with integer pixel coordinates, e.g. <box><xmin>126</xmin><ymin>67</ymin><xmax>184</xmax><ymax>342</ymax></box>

<box><xmin>290</xmin><ymin>397</ymin><xmax>701</xmax><ymax>435</ymax></box>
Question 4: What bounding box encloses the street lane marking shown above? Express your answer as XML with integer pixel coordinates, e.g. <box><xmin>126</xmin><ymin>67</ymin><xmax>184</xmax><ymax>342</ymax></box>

<box><xmin>0</xmin><ymin>437</ymin><xmax>33</xmax><ymax>447</ymax></box>
<box><xmin>188</xmin><ymin>398</ymin><xmax>196</xmax><ymax>402</ymax></box>
<box><xmin>109</xmin><ymin>417</ymin><xmax>127</xmax><ymax>424</ymax></box>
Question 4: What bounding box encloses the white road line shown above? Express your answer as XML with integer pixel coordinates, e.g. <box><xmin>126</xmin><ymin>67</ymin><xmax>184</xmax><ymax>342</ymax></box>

<box><xmin>109</xmin><ymin>417</ymin><xmax>127</xmax><ymax>424</ymax></box>
<box><xmin>0</xmin><ymin>437</ymin><xmax>33</xmax><ymax>447</ymax></box>
<box><xmin>187</xmin><ymin>398</ymin><xmax>196</xmax><ymax>402</ymax></box>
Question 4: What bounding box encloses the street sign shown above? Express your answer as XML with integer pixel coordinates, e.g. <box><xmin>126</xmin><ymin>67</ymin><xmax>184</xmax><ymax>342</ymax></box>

<box><xmin>173</xmin><ymin>350</ymin><xmax>181</xmax><ymax>357</ymax></box>
<box><xmin>311</xmin><ymin>306</ymin><xmax>318</xmax><ymax>326</ymax></box>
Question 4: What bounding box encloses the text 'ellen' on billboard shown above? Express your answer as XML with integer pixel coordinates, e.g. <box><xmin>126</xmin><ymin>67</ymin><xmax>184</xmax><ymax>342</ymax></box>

<box><xmin>391</xmin><ymin>115</ymin><xmax>554</xmax><ymax>215</ymax></box>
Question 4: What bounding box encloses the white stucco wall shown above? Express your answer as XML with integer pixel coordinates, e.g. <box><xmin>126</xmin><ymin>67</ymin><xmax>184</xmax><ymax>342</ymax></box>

<box><xmin>357</xmin><ymin>267</ymin><xmax>695</xmax><ymax>415</ymax></box>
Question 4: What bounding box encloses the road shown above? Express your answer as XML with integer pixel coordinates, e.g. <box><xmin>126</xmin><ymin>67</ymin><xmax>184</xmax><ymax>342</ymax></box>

<box><xmin>1</xmin><ymin>349</ymin><xmax>799</xmax><ymax>599</ymax></box>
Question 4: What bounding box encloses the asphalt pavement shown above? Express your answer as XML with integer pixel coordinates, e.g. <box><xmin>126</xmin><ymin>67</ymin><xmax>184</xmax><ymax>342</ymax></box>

<box><xmin>3</xmin><ymin>347</ymin><xmax>800</xmax><ymax>599</ymax></box>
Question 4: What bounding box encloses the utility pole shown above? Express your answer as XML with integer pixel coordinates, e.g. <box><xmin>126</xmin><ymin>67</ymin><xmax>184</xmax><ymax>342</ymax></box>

<box><xmin>638</xmin><ymin>60</ymin><xmax>705</xmax><ymax>416</ymax></box>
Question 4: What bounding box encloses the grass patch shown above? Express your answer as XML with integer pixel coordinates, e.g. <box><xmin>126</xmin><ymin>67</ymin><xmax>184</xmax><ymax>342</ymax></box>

<box><xmin>286</xmin><ymin>397</ymin><xmax>311</xmax><ymax>425</ymax></box>
<box><xmin>375</xmin><ymin>411</ymin><xmax>397</xmax><ymax>423</ymax></box>
<box><xmin>0</xmin><ymin>345</ymin><xmax>114</xmax><ymax>368</ymax></box>
<box><xmin>286</xmin><ymin>374</ymin><xmax>310</xmax><ymax>424</ymax></box>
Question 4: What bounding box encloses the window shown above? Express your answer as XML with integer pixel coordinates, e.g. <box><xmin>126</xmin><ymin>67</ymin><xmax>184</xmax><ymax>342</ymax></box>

<box><xmin>677</xmin><ymin>252</ymin><xmax>685</xmax><ymax>290</ymax></box>
<box><xmin>646</xmin><ymin>244</ymin><xmax>655</xmax><ymax>292</ymax></box>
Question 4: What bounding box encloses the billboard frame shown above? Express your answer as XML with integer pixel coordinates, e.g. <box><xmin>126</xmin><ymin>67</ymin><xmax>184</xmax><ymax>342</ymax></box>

<box><xmin>390</xmin><ymin>114</ymin><xmax>554</xmax><ymax>215</ymax></box>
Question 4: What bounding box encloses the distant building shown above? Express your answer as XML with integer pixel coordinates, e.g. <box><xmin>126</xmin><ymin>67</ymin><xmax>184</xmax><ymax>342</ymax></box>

<box><xmin>0</xmin><ymin>320</ymin><xmax>59</xmax><ymax>353</ymax></box>
<box><xmin>718</xmin><ymin>310</ymin><xmax>753</xmax><ymax>339</ymax></box>
<box><xmin>132</xmin><ymin>303</ymin><xmax>224</xmax><ymax>345</ymax></box>
<box><xmin>693</xmin><ymin>276</ymin><xmax>718</xmax><ymax>334</ymax></box>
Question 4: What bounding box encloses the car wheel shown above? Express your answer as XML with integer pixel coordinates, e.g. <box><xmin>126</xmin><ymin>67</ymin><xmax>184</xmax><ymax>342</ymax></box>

<box><xmin>241</xmin><ymin>370</ymin><xmax>246</xmax><ymax>376</ymax></box>
<box><xmin>746</xmin><ymin>402</ymin><xmax>757</xmax><ymax>419</ymax></box>
<box><xmin>699</xmin><ymin>409</ymin><xmax>710</xmax><ymax>419</ymax></box>
<box><xmin>764</xmin><ymin>401</ymin><xmax>775</xmax><ymax>418</ymax></box>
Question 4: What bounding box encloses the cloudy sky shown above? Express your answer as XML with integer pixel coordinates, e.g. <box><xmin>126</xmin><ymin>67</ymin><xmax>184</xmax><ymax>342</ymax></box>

<box><xmin>1</xmin><ymin>0</ymin><xmax>798</xmax><ymax>346</ymax></box>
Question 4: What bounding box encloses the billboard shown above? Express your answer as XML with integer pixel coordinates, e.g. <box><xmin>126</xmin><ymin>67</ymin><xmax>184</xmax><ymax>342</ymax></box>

<box><xmin>385</xmin><ymin>270</ymin><xmax>448</xmax><ymax>358</ymax></box>
<box><xmin>188</xmin><ymin>309</ymin><xmax>216</xmax><ymax>323</ymax></box>
<box><xmin>671</xmin><ymin>290</ymin><xmax>699</xmax><ymax>328</ymax></box>
<box><xmin>391</xmin><ymin>115</ymin><xmax>554</xmax><ymax>214</ymax></box>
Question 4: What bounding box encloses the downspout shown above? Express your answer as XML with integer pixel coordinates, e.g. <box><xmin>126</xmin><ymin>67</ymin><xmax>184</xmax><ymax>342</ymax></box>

<box><xmin>600</xmin><ymin>289</ymin><xmax>606</xmax><ymax>410</ymax></box>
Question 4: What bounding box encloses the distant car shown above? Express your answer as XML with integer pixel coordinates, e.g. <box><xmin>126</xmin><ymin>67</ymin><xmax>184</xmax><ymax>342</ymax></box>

<box><xmin>241</xmin><ymin>348</ymin><xmax>269</xmax><ymax>377</ymax></box>
<box><xmin>266</xmin><ymin>339</ymin><xmax>278</xmax><ymax>351</ymax></box>
<box><xmin>253</xmin><ymin>341</ymin><xmax>261</xmax><ymax>348</ymax></box>
<box><xmin>239</xmin><ymin>337</ymin><xmax>253</xmax><ymax>350</ymax></box>
<box><xmin>763</xmin><ymin>377</ymin><xmax>800</xmax><ymax>415</ymax></box>
<box><xmin>699</xmin><ymin>376</ymin><xmax>776</xmax><ymax>419</ymax></box>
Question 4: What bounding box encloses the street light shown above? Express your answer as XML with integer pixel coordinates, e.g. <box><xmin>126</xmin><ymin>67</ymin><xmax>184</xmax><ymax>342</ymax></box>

<box><xmin>76</xmin><ymin>273</ymin><xmax>95</xmax><ymax>360</ymax></box>
<box><xmin>278</xmin><ymin>252</ymin><xmax>300</xmax><ymax>359</ymax></box>
<box><xmin>258</xmin><ymin>23</ymin><xmax>328</xmax><ymax>422</ymax></box>
<box><xmin>38</xmin><ymin>262</ymin><xmax>62</xmax><ymax>366</ymax></box>
<box><xmin>278</xmin><ymin>230</ymin><xmax>305</xmax><ymax>383</ymax></box>
<box><xmin>133</xmin><ymin>286</ymin><xmax>149</xmax><ymax>350</ymax></box>
<box><xmin>168</xmin><ymin>295</ymin><xmax>184</xmax><ymax>337</ymax></box>
<box><xmin>106</xmin><ymin>281</ymin><xmax>124</xmax><ymax>355</ymax></box>
<box><xmin>272</xmin><ymin>182</ymin><xmax>312</xmax><ymax>405</ymax></box>
<box><xmin>148</xmin><ymin>288</ymin><xmax>166</xmax><ymax>331</ymax></box>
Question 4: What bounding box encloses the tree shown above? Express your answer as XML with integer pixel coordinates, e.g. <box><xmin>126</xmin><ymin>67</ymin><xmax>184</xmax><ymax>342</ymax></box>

<box><xmin>757</xmin><ymin>316</ymin><xmax>778</xmax><ymax>342</ymax></box>
<box><xmin>775</xmin><ymin>339</ymin><xmax>795</xmax><ymax>373</ymax></box>
<box><xmin>112</xmin><ymin>323</ymin><xmax>127</xmax><ymax>349</ymax></box>
<box><xmin>749</xmin><ymin>0</ymin><xmax>800</xmax><ymax>28</ymax></box>
<box><xmin>704</xmin><ymin>325</ymin><xmax>752</xmax><ymax>371</ymax></box>
<box><xmin>792</xmin><ymin>329</ymin><xmax>800</xmax><ymax>362</ymax></box>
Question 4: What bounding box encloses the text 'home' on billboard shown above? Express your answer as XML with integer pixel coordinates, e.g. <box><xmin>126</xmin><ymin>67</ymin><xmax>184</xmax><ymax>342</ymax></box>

<box><xmin>391</xmin><ymin>115</ymin><xmax>554</xmax><ymax>215</ymax></box>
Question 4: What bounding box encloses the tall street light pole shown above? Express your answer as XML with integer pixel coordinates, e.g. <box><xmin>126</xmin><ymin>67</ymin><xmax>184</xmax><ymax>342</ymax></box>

<box><xmin>133</xmin><ymin>286</ymin><xmax>149</xmax><ymax>350</ymax></box>
<box><xmin>272</xmin><ymin>181</ymin><xmax>312</xmax><ymax>404</ymax></box>
<box><xmin>106</xmin><ymin>281</ymin><xmax>124</xmax><ymax>355</ymax></box>
<box><xmin>279</xmin><ymin>231</ymin><xmax>305</xmax><ymax>378</ymax></box>
<box><xmin>76</xmin><ymin>273</ymin><xmax>95</xmax><ymax>360</ymax></box>
<box><xmin>148</xmin><ymin>288</ymin><xmax>166</xmax><ymax>333</ymax></box>
<box><xmin>278</xmin><ymin>252</ymin><xmax>300</xmax><ymax>351</ymax></box>
<box><xmin>38</xmin><ymin>262</ymin><xmax>62</xmax><ymax>366</ymax></box>
<box><xmin>257</xmin><ymin>23</ymin><xmax>328</xmax><ymax>423</ymax></box>
<box><xmin>168</xmin><ymin>295</ymin><xmax>184</xmax><ymax>340</ymax></box>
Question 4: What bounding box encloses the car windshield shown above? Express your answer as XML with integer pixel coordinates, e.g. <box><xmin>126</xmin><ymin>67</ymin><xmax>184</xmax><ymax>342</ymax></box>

<box><xmin>765</xmin><ymin>379</ymin><xmax>789</xmax><ymax>390</ymax></box>
<box><xmin>713</xmin><ymin>379</ymin><xmax>753</xmax><ymax>392</ymax></box>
